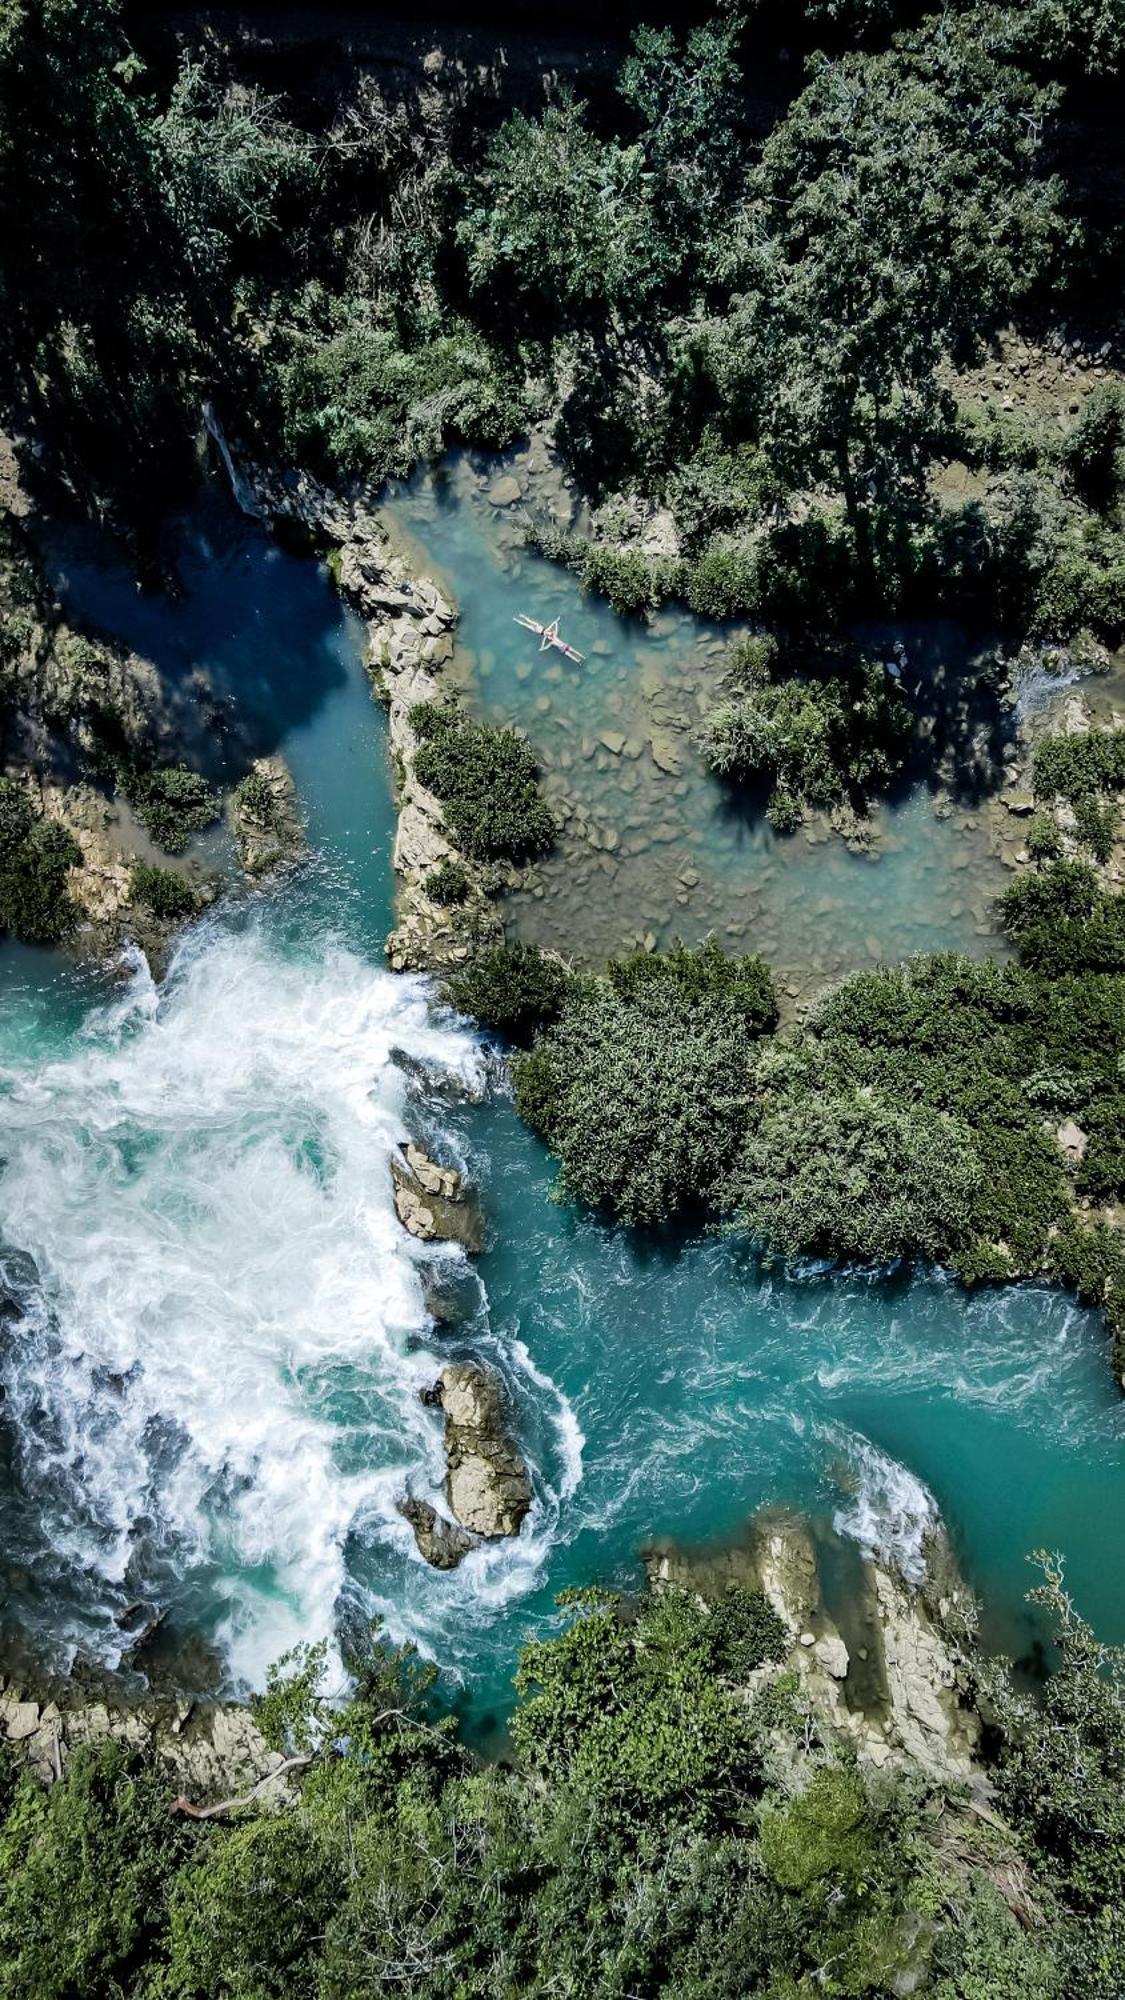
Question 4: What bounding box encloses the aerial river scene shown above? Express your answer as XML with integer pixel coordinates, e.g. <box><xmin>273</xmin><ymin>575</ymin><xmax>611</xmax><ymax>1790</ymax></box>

<box><xmin>1</xmin><ymin>4</ymin><xmax>1125</xmax><ymax>1995</ymax></box>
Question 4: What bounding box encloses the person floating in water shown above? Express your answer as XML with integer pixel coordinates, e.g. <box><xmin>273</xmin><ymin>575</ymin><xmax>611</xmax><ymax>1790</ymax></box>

<box><xmin>513</xmin><ymin>612</ymin><xmax>585</xmax><ymax>663</ymax></box>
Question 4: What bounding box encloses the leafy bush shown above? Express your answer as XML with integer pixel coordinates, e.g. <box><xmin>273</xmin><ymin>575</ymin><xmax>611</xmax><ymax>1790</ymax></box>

<box><xmin>445</xmin><ymin>939</ymin><xmax>570</xmax><ymax>1043</ymax></box>
<box><xmin>1027</xmin><ymin>810</ymin><xmax>1064</xmax><ymax>861</ymax></box>
<box><xmin>1062</xmin><ymin>385</ymin><xmax>1125</xmax><ymax>510</ymax></box>
<box><xmin>736</xmin><ymin>1084</ymin><xmax>984</xmax><ymax>1266</ymax></box>
<box><xmin>1075</xmin><ymin>1093</ymin><xmax>1125</xmax><ymax>1202</ymax></box>
<box><xmin>760</xmin><ymin>1766</ymin><xmax>875</xmax><ymax>1894</ymax></box>
<box><xmin>128</xmin><ymin>863</ymin><xmax>200</xmax><ymax>922</ymax></box>
<box><xmin>423</xmin><ymin>859</ymin><xmax>470</xmax><ymax>906</ymax></box>
<box><xmin>279</xmin><ymin>304</ymin><xmax>528</xmax><ymax>482</ymax></box>
<box><xmin>1001</xmin><ymin>862</ymin><xmax>1125</xmax><ymax>974</ymax></box>
<box><xmin>0</xmin><ymin>781</ymin><xmax>80</xmax><ymax>944</ymax></box>
<box><xmin>232</xmin><ymin>769</ymin><xmax>278</xmax><ymax>825</ymax></box>
<box><xmin>697</xmin><ymin>653</ymin><xmax>911</xmax><ymax>823</ymax></box>
<box><xmin>123</xmin><ymin>762</ymin><xmax>218</xmax><ymax>855</ymax></box>
<box><xmin>511</xmin><ymin>1587</ymin><xmax>767</xmax><ymax>1834</ymax></box>
<box><xmin>512</xmin><ymin>939</ymin><xmax>776</xmax><ymax>1224</ymax></box>
<box><xmin>410</xmin><ymin>705</ymin><xmax>555</xmax><ymax>863</ymax></box>
<box><xmin>758</xmin><ymin>952</ymin><xmax>1125</xmax><ymax>1279</ymax></box>
<box><xmin>0</xmin><ymin>1743</ymin><xmax>193</xmax><ymax>2000</ymax></box>
<box><xmin>986</xmin><ymin>1552</ymin><xmax>1125</xmax><ymax>1916</ymax></box>
<box><xmin>1073</xmin><ymin>792</ymin><xmax>1118</xmax><ymax>863</ymax></box>
<box><xmin>705</xmin><ymin>1585</ymin><xmax>789</xmax><ymax>1681</ymax></box>
<box><xmin>681</xmin><ymin>538</ymin><xmax>761</xmax><ymax>620</ymax></box>
<box><xmin>1034</xmin><ymin>728</ymin><xmax>1125</xmax><ymax>803</ymax></box>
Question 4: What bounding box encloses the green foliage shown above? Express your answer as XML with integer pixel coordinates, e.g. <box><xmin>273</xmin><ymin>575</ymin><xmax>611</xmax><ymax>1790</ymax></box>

<box><xmin>4</xmin><ymin>1572</ymin><xmax>1125</xmax><ymax>1998</ymax></box>
<box><xmin>697</xmin><ymin>652</ymin><xmax>911</xmax><ymax>823</ymax></box>
<box><xmin>986</xmin><ymin>1552</ymin><xmax>1125</xmax><ymax>1914</ymax></box>
<box><xmin>409</xmin><ymin>705</ymin><xmax>555</xmax><ymax>863</ymax></box>
<box><xmin>232</xmin><ymin>768</ymin><xmax>277</xmax><ymax>825</ymax></box>
<box><xmin>512</xmin><ymin>1587</ymin><xmax>767</xmax><ymax>1834</ymax></box>
<box><xmin>422</xmin><ymin>858</ymin><xmax>470</xmax><ymax>906</ymax></box>
<box><xmin>1034</xmin><ymin>727</ymin><xmax>1125</xmax><ymax>803</ymax></box>
<box><xmin>0</xmin><ymin>0</ymin><xmax>204</xmax><ymax>514</ymax></box>
<box><xmin>461</xmin><ymin>98</ymin><xmax>653</xmax><ymax>334</ymax></box>
<box><xmin>575</xmin><ymin>543</ymin><xmax>663</xmax><ymax>617</ymax></box>
<box><xmin>0</xmin><ymin>1741</ymin><xmax>193</xmax><ymax>2000</ymax></box>
<box><xmin>128</xmin><ymin>862</ymin><xmax>199</xmax><ymax>922</ymax></box>
<box><xmin>277</xmin><ymin>294</ymin><xmax>527</xmax><ymax>483</ymax></box>
<box><xmin>1001</xmin><ymin>861</ymin><xmax>1125</xmax><ymax>973</ymax></box>
<box><xmin>0</xmin><ymin>780</ymin><xmax>80</xmax><ymax>944</ymax></box>
<box><xmin>251</xmin><ymin>1639</ymin><xmax>330</xmax><ymax>1755</ymax></box>
<box><xmin>737</xmin><ymin>1083</ymin><xmax>984</xmax><ymax>1266</ymax></box>
<box><xmin>123</xmin><ymin>762</ymin><xmax>219</xmax><ymax>856</ymax></box>
<box><xmin>721</xmin><ymin>22</ymin><xmax>1060</xmax><ymax>522</ymax></box>
<box><xmin>1027</xmin><ymin>810</ymin><xmax>1064</xmax><ymax>861</ymax></box>
<box><xmin>760</xmin><ymin>1765</ymin><xmax>875</xmax><ymax>1894</ymax></box>
<box><xmin>1061</xmin><ymin>386</ymin><xmax>1125</xmax><ymax>509</ymax></box>
<box><xmin>513</xmin><ymin>939</ymin><xmax>777</xmax><ymax>1225</ymax></box>
<box><xmin>705</xmin><ymin>1584</ymin><xmax>789</xmax><ymax>1682</ymax></box>
<box><xmin>445</xmin><ymin>939</ymin><xmax>571</xmax><ymax>1044</ymax></box>
<box><xmin>163</xmin><ymin>1809</ymin><xmax>336</xmax><ymax>1999</ymax></box>
<box><xmin>740</xmin><ymin>950</ymin><xmax>1125</xmax><ymax>1281</ymax></box>
<box><xmin>1073</xmin><ymin>792</ymin><xmax>1118</xmax><ymax>863</ymax></box>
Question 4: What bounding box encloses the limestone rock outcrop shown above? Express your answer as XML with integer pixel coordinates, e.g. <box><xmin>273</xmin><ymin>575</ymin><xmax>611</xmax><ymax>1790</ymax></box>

<box><xmin>203</xmin><ymin>429</ymin><xmax>504</xmax><ymax>973</ymax></box>
<box><xmin>398</xmin><ymin>1494</ymin><xmax>476</xmax><ymax>1569</ymax></box>
<box><xmin>438</xmin><ymin>1362</ymin><xmax>533</xmax><ymax>1540</ymax></box>
<box><xmin>646</xmin><ymin>1507</ymin><xmax>983</xmax><ymax>1789</ymax></box>
<box><xmin>229</xmin><ymin>755</ymin><xmax>305</xmax><ymax>877</ymax></box>
<box><xmin>0</xmin><ymin>1676</ymin><xmax>300</xmax><ymax>1808</ymax></box>
<box><xmin>400</xmin><ymin>1360</ymin><xmax>532</xmax><ymax>1568</ymax></box>
<box><xmin>391</xmin><ymin>1143</ymin><xmax>484</xmax><ymax>1251</ymax></box>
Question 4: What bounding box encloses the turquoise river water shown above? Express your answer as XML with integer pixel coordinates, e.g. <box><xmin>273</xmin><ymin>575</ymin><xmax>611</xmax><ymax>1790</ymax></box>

<box><xmin>0</xmin><ymin>474</ymin><xmax>1122</xmax><ymax>1734</ymax></box>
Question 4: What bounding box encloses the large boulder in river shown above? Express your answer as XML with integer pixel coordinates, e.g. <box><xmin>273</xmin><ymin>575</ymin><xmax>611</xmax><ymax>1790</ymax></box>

<box><xmin>228</xmin><ymin>755</ymin><xmax>305</xmax><ymax>877</ymax></box>
<box><xmin>439</xmin><ymin>1363</ymin><xmax>532</xmax><ymax>1540</ymax></box>
<box><xmin>391</xmin><ymin>1143</ymin><xmax>484</xmax><ymax>1252</ymax></box>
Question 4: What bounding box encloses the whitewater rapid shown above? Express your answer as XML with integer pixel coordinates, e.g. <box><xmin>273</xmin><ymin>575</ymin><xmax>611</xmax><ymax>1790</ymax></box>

<box><xmin>1</xmin><ymin>905</ymin><xmax>1119</xmax><ymax>1701</ymax></box>
<box><xmin>0</xmin><ymin>915</ymin><xmax>580</xmax><ymax>1686</ymax></box>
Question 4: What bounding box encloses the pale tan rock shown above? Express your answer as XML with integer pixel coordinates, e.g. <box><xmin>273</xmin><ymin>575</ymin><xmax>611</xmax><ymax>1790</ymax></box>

<box><xmin>391</xmin><ymin>1147</ymin><xmax>483</xmax><ymax>1252</ymax></box>
<box><xmin>814</xmin><ymin>1633</ymin><xmax>850</xmax><ymax>1679</ymax></box>
<box><xmin>1</xmin><ymin>1699</ymin><xmax>41</xmax><ymax>1742</ymax></box>
<box><xmin>1057</xmin><ymin>1119</ymin><xmax>1088</xmax><ymax>1161</ymax></box>
<box><xmin>649</xmin><ymin>731</ymin><xmax>684</xmax><ymax>775</ymax></box>
<box><xmin>438</xmin><ymin>1362</ymin><xmax>532</xmax><ymax>1540</ymax></box>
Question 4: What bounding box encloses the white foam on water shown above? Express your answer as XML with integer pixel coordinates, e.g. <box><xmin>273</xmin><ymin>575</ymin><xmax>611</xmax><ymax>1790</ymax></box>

<box><xmin>818</xmin><ymin>1423</ymin><xmax>938</xmax><ymax>1583</ymax></box>
<box><xmin>0</xmin><ymin>914</ymin><xmax>579</xmax><ymax>1688</ymax></box>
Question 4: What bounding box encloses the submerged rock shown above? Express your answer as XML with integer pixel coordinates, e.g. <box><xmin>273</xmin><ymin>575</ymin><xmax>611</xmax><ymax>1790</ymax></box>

<box><xmin>488</xmin><ymin>474</ymin><xmax>522</xmax><ymax>508</ymax></box>
<box><xmin>391</xmin><ymin>1144</ymin><xmax>484</xmax><ymax>1251</ymax></box>
<box><xmin>439</xmin><ymin>1362</ymin><xmax>532</xmax><ymax>1541</ymax></box>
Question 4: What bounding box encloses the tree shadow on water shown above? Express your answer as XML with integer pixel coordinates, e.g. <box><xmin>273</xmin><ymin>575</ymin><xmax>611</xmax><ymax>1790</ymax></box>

<box><xmin>40</xmin><ymin>478</ymin><xmax>354</xmax><ymax>787</ymax></box>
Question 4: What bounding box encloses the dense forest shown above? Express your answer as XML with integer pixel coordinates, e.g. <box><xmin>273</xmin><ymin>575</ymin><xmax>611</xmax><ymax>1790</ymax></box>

<box><xmin>2</xmin><ymin>0</ymin><xmax>1124</xmax><ymax>638</ymax></box>
<box><xmin>2</xmin><ymin>1559</ymin><xmax>1125</xmax><ymax>1999</ymax></box>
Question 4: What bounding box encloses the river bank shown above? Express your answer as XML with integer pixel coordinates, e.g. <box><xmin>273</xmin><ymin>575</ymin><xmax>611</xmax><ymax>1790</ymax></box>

<box><xmin>0</xmin><ymin>445</ymin><xmax>1122</xmax><ymax>1755</ymax></box>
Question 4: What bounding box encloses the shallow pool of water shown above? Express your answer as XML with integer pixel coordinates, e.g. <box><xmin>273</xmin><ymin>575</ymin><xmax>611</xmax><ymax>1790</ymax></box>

<box><xmin>383</xmin><ymin>453</ymin><xmax>1016</xmax><ymax>992</ymax></box>
<box><xmin>1</xmin><ymin>484</ymin><xmax>1122</xmax><ymax>1734</ymax></box>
